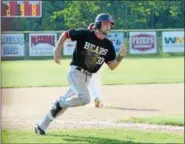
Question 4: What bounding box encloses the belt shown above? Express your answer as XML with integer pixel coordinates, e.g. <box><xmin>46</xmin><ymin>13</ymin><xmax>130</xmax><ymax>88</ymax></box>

<box><xmin>76</xmin><ymin>67</ymin><xmax>92</xmax><ymax>76</ymax></box>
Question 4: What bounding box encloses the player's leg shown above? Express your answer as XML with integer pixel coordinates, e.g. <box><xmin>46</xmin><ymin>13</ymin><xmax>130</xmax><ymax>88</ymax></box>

<box><xmin>88</xmin><ymin>72</ymin><xmax>104</xmax><ymax>107</ymax></box>
<box><xmin>59</xmin><ymin>66</ymin><xmax>91</xmax><ymax>108</ymax></box>
<box><xmin>88</xmin><ymin>74</ymin><xmax>98</xmax><ymax>101</ymax></box>
<box><xmin>35</xmin><ymin>87</ymin><xmax>74</xmax><ymax>135</ymax></box>
<box><xmin>35</xmin><ymin>66</ymin><xmax>91</xmax><ymax>134</ymax></box>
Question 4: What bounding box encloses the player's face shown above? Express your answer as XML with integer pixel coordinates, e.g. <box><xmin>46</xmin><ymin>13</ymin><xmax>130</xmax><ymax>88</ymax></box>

<box><xmin>100</xmin><ymin>21</ymin><xmax>112</xmax><ymax>35</ymax></box>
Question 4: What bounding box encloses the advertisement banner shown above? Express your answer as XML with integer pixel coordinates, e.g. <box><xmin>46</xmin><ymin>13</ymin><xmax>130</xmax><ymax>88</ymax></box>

<box><xmin>63</xmin><ymin>40</ymin><xmax>76</xmax><ymax>56</ymax></box>
<box><xmin>129</xmin><ymin>32</ymin><xmax>157</xmax><ymax>54</ymax></box>
<box><xmin>162</xmin><ymin>31</ymin><xmax>184</xmax><ymax>52</ymax></box>
<box><xmin>107</xmin><ymin>32</ymin><xmax>124</xmax><ymax>53</ymax></box>
<box><xmin>29</xmin><ymin>33</ymin><xmax>57</xmax><ymax>56</ymax></box>
<box><xmin>1</xmin><ymin>34</ymin><xmax>25</xmax><ymax>57</ymax></box>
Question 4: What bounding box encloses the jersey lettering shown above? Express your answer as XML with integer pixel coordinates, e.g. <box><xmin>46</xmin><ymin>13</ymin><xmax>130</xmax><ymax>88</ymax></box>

<box><xmin>84</xmin><ymin>41</ymin><xmax>108</xmax><ymax>55</ymax></box>
<box><xmin>100</xmin><ymin>47</ymin><xmax>108</xmax><ymax>55</ymax></box>
<box><xmin>84</xmin><ymin>41</ymin><xmax>91</xmax><ymax>49</ymax></box>
<box><xmin>89</xmin><ymin>44</ymin><xmax>96</xmax><ymax>51</ymax></box>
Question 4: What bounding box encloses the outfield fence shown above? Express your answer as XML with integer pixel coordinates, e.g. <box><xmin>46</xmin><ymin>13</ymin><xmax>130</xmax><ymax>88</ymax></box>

<box><xmin>1</xmin><ymin>29</ymin><xmax>184</xmax><ymax>61</ymax></box>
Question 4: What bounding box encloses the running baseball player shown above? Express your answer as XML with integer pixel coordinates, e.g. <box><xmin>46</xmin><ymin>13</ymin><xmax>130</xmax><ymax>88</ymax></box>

<box><xmin>87</xmin><ymin>22</ymin><xmax>104</xmax><ymax>108</ymax></box>
<box><xmin>35</xmin><ymin>13</ymin><xmax>126</xmax><ymax>135</ymax></box>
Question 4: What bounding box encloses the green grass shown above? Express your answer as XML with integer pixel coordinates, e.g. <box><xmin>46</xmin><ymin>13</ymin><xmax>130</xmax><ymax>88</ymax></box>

<box><xmin>103</xmin><ymin>57</ymin><xmax>184</xmax><ymax>85</ymax></box>
<box><xmin>118</xmin><ymin>115</ymin><xmax>184</xmax><ymax>126</ymax></box>
<box><xmin>1</xmin><ymin>57</ymin><xmax>184</xmax><ymax>88</ymax></box>
<box><xmin>2</xmin><ymin>128</ymin><xmax>184</xmax><ymax>143</ymax></box>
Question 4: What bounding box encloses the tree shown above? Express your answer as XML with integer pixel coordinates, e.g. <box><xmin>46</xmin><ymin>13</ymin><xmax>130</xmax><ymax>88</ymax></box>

<box><xmin>2</xmin><ymin>1</ymin><xmax>184</xmax><ymax>31</ymax></box>
<box><xmin>51</xmin><ymin>1</ymin><xmax>101</xmax><ymax>28</ymax></box>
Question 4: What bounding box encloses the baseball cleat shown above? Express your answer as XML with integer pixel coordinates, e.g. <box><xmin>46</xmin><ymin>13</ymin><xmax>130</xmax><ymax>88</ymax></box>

<box><xmin>35</xmin><ymin>125</ymin><xmax>46</xmax><ymax>135</ymax></box>
<box><xmin>94</xmin><ymin>98</ymin><xmax>100</xmax><ymax>108</ymax></box>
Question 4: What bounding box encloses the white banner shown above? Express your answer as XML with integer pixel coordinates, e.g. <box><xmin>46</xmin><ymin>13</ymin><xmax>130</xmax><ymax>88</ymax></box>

<box><xmin>107</xmin><ymin>32</ymin><xmax>124</xmax><ymax>53</ymax></box>
<box><xmin>130</xmin><ymin>32</ymin><xmax>157</xmax><ymax>54</ymax></box>
<box><xmin>29</xmin><ymin>33</ymin><xmax>57</xmax><ymax>56</ymax></box>
<box><xmin>162</xmin><ymin>31</ymin><xmax>184</xmax><ymax>52</ymax></box>
<box><xmin>63</xmin><ymin>40</ymin><xmax>76</xmax><ymax>56</ymax></box>
<box><xmin>1</xmin><ymin>34</ymin><xmax>25</xmax><ymax>57</ymax></box>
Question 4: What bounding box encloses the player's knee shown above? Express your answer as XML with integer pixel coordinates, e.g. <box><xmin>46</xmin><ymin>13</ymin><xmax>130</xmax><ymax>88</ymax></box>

<box><xmin>48</xmin><ymin>100</ymin><xmax>63</xmax><ymax>120</ymax></box>
<box><xmin>79</xmin><ymin>94</ymin><xmax>91</xmax><ymax>105</ymax></box>
<box><xmin>83</xmin><ymin>97</ymin><xmax>91</xmax><ymax>105</ymax></box>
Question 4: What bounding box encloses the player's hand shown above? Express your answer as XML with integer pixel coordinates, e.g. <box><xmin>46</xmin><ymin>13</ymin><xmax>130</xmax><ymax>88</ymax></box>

<box><xmin>54</xmin><ymin>48</ymin><xmax>61</xmax><ymax>65</ymax></box>
<box><xmin>119</xmin><ymin>44</ymin><xmax>126</xmax><ymax>57</ymax></box>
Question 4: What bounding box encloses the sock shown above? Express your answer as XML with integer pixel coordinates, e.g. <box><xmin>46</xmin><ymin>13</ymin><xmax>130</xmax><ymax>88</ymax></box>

<box><xmin>39</xmin><ymin>114</ymin><xmax>53</xmax><ymax>132</ymax></box>
<box><xmin>38</xmin><ymin>100</ymin><xmax>64</xmax><ymax>132</ymax></box>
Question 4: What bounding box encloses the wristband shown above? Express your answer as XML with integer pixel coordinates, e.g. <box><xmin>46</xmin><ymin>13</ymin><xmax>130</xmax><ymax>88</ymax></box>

<box><xmin>116</xmin><ymin>54</ymin><xmax>124</xmax><ymax>62</ymax></box>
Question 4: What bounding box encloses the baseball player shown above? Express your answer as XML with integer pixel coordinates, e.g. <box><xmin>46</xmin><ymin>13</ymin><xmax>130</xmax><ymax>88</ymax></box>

<box><xmin>59</xmin><ymin>23</ymin><xmax>104</xmax><ymax>108</ymax></box>
<box><xmin>35</xmin><ymin>13</ymin><xmax>126</xmax><ymax>135</ymax></box>
<box><xmin>87</xmin><ymin>23</ymin><xmax>104</xmax><ymax>108</ymax></box>
<box><xmin>88</xmin><ymin>69</ymin><xmax>104</xmax><ymax>107</ymax></box>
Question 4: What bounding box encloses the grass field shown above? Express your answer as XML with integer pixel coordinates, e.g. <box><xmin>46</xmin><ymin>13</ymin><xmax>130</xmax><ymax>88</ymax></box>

<box><xmin>118</xmin><ymin>115</ymin><xmax>184</xmax><ymax>126</ymax></box>
<box><xmin>2</xmin><ymin>128</ymin><xmax>184</xmax><ymax>144</ymax></box>
<box><xmin>2</xmin><ymin>57</ymin><xmax>184</xmax><ymax>143</ymax></box>
<box><xmin>1</xmin><ymin>57</ymin><xmax>184</xmax><ymax>88</ymax></box>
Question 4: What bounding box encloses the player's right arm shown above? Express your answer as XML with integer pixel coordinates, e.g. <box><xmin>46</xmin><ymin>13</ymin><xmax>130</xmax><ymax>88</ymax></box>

<box><xmin>54</xmin><ymin>32</ymin><xmax>68</xmax><ymax>64</ymax></box>
<box><xmin>54</xmin><ymin>29</ymin><xmax>87</xmax><ymax>65</ymax></box>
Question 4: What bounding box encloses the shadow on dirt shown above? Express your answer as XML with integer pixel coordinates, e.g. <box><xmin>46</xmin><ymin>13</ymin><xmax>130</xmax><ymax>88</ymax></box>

<box><xmin>101</xmin><ymin>106</ymin><xmax>160</xmax><ymax>112</ymax></box>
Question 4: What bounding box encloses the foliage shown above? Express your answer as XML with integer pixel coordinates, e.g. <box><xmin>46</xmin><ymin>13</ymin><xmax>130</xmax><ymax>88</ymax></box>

<box><xmin>2</xmin><ymin>1</ymin><xmax>184</xmax><ymax>31</ymax></box>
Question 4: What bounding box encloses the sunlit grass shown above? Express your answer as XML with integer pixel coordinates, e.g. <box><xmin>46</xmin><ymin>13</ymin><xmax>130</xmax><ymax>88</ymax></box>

<box><xmin>2</xmin><ymin>128</ymin><xmax>184</xmax><ymax>143</ymax></box>
<box><xmin>2</xmin><ymin>57</ymin><xmax>184</xmax><ymax>88</ymax></box>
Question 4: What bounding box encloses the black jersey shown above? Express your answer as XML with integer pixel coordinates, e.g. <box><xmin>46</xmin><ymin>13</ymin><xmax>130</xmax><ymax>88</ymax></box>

<box><xmin>68</xmin><ymin>28</ymin><xmax>116</xmax><ymax>73</ymax></box>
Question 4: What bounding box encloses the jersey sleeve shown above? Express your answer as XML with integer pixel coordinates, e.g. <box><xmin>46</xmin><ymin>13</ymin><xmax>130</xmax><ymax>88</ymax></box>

<box><xmin>104</xmin><ymin>42</ymin><xmax>116</xmax><ymax>64</ymax></box>
<box><xmin>68</xmin><ymin>29</ymin><xmax>87</xmax><ymax>41</ymax></box>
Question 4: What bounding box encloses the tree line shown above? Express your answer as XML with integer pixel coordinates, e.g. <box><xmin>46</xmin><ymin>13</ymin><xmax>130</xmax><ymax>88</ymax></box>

<box><xmin>2</xmin><ymin>0</ymin><xmax>184</xmax><ymax>31</ymax></box>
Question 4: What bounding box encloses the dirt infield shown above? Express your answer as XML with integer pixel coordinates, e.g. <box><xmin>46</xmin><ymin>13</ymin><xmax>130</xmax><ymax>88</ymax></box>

<box><xmin>2</xmin><ymin>83</ymin><xmax>184</xmax><ymax>131</ymax></box>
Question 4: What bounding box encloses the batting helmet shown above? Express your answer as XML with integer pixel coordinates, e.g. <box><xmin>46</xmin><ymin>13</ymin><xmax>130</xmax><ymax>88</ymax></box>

<box><xmin>94</xmin><ymin>13</ymin><xmax>114</xmax><ymax>29</ymax></box>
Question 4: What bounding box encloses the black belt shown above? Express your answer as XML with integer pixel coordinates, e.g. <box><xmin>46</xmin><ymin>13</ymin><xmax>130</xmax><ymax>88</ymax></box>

<box><xmin>76</xmin><ymin>67</ymin><xmax>92</xmax><ymax>76</ymax></box>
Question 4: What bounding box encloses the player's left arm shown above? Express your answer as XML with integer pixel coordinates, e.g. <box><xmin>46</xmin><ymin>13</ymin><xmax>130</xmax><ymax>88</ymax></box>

<box><xmin>107</xmin><ymin>44</ymin><xmax>126</xmax><ymax>70</ymax></box>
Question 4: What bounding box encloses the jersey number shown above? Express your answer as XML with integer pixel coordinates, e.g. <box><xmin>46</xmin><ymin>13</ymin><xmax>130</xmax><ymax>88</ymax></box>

<box><xmin>96</xmin><ymin>57</ymin><xmax>104</xmax><ymax>65</ymax></box>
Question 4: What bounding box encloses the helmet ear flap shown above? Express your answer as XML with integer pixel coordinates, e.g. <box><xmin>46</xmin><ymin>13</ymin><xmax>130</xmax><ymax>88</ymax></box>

<box><xmin>94</xmin><ymin>22</ymin><xmax>101</xmax><ymax>29</ymax></box>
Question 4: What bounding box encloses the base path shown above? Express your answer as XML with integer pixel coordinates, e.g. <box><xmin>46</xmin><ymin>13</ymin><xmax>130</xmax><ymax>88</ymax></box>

<box><xmin>2</xmin><ymin>84</ymin><xmax>184</xmax><ymax>132</ymax></box>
